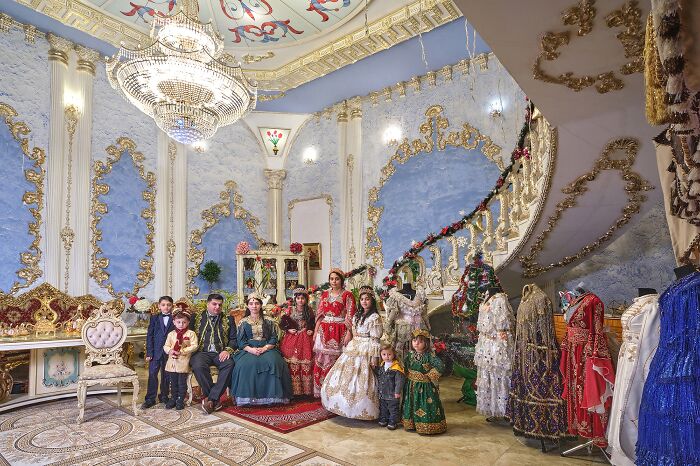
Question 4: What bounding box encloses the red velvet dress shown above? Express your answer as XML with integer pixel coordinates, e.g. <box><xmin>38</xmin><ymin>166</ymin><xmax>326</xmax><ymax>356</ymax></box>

<box><xmin>560</xmin><ymin>292</ymin><xmax>616</xmax><ymax>447</ymax></box>
<box><xmin>312</xmin><ymin>290</ymin><xmax>356</xmax><ymax>397</ymax></box>
<box><xmin>279</xmin><ymin>308</ymin><xmax>315</xmax><ymax>396</ymax></box>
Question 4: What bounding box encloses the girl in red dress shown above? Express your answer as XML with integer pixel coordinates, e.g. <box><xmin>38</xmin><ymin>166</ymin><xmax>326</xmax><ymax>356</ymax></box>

<box><xmin>312</xmin><ymin>268</ymin><xmax>356</xmax><ymax>397</ymax></box>
<box><xmin>279</xmin><ymin>286</ymin><xmax>315</xmax><ymax>396</ymax></box>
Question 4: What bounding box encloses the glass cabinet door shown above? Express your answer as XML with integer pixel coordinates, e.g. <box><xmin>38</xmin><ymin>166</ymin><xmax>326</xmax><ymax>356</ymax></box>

<box><xmin>262</xmin><ymin>258</ymin><xmax>278</xmax><ymax>303</ymax></box>
<box><xmin>242</xmin><ymin>257</ymin><xmax>255</xmax><ymax>296</ymax></box>
<box><xmin>284</xmin><ymin>259</ymin><xmax>299</xmax><ymax>299</ymax></box>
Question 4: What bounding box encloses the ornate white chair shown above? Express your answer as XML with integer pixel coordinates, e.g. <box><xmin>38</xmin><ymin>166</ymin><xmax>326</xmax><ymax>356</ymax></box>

<box><xmin>76</xmin><ymin>302</ymin><xmax>139</xmax><ymax>423</ymax></box>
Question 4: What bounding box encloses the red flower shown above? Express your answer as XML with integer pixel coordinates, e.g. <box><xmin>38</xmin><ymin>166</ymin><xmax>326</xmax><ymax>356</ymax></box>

<box><xmin>289</xmin><ymin>242</ymin><xmax>303</xmax><ymax>254</ymax></box>
<box><xmin>433</xmin><ymin>341</ymin><xmax>447</xmax><ymax>354</ymax></box>
<box><xmin>468</xmin><ymin>324</ymin><xmax>477</xmax><ymax>333</ymax></box>
<box><xmin>128</xmin><ymin>296</ymin><xmax>138</xmax><ymax>306</ymax></box>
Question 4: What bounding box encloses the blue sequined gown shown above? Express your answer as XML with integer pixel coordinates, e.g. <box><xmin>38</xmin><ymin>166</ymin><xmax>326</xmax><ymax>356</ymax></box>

<box><xmin>636</xmin><ymin>272</ymin><xmax>700</xmax><ymax>465</ymax></box>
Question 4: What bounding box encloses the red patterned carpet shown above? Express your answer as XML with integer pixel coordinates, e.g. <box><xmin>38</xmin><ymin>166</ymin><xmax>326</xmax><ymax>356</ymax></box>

<box><xmin>221</xmin><ymin>398</ymin><xmax>336</xmax><ymax>433</ymax></box>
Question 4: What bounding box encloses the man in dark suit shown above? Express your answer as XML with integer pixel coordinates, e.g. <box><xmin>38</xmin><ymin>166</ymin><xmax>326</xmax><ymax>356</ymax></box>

<box><xmin>190</xmin><ymin>293</ymin><xmax>237</xmax><ymax>414</ymax></box>
<box><xmin>142</xmin><ymin>296</ymin><xmax>175</xmax><ymax>409</ymax></box>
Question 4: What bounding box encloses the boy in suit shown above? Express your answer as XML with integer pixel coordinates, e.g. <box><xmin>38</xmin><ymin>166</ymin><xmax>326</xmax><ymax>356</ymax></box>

<box><xmin>142</xmin><ymin>296</ymin><xmax>175</xmax><ymax>409</ymax></box>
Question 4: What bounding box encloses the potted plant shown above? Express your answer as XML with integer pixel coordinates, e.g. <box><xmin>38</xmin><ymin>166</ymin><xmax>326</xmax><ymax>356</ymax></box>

<box><xmin>199</xmin><ymin>260</ymin><xmax>222</xmax><ymax>291</ymax></box>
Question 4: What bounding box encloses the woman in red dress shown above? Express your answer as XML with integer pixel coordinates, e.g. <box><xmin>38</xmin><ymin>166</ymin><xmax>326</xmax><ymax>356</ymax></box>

<box><xmin>279</xmin><ymin>286</ymin><xmax>315</xmax><ymax>396</ymax></box>
<box><xmin>312</xmin><ymin>268</ymin><xmax>356</xmax><ymax>397</ymax></box>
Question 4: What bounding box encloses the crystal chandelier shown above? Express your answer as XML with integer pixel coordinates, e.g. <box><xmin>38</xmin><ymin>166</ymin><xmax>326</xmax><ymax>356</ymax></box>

<box><xmin>106</xmin><ymin>0</ymin><xmax>257</xmax><ymax>144</ymax></box>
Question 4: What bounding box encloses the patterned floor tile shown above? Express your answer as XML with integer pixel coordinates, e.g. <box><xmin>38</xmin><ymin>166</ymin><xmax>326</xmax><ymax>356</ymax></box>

<box><xmin>0</xmin><ymin>398</ymin><xmax>111</xmax><ymax>432</ymax></box>
<box><xmin>185</xmin><ymin>421</ymin><xmax>310</xmax><ymax>466</ymax></box>
<box><xmin>63</xmin><ymin>436</ymin><xmax>228</xmax><ymax>466</ymax></box>
<box><xmin>130</xmin><ymin>403</ymin><xmax>222</xmax><ymax>433</ymax></box>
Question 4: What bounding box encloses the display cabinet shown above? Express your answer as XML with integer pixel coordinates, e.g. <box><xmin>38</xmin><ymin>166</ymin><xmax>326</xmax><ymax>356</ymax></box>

<box><xmin>236</xmin><ymin>244</ymin><xmax>309</xmax><ymax>305</ymax></box>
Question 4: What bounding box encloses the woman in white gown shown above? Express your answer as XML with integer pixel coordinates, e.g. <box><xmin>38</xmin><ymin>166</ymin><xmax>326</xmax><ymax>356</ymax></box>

<box><xmin>320</xmin><ymin>288</ymin><xmax>383</xmax><ymax>420</ymax></box>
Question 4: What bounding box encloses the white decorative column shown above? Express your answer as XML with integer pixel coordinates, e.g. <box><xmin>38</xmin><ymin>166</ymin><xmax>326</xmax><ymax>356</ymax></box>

<box><xmin>153</xmin><ymin>132</ymin><xmax>172</xmax><ymax>297</ymax></box>
<box><xmin>337</xmin><ymin>104</ymin><xmax>349</xmax><ymax>269</ymax></box>
<box><xmin>69</xmin><ymin>46</ymin><xmax>99</xmax><ymax>295</ymax></box>
<box><xmin>264</xmin><ymin>169</ymin><xmax>286</xmax><ymax>246</ymax></box>
<box><xmin>45</xmin><ymin>34</ymin><xmax>72</xmax><ymax>288</ymax></box>
<box><xmin>171</xmin><ymin>143</ymin><xmax>188</xmax><ymax>298</ymax></box>
<box><xmin>348</xmin><ymin>101</ymin><xmax>363</xmax><ymax>267</ymax></box>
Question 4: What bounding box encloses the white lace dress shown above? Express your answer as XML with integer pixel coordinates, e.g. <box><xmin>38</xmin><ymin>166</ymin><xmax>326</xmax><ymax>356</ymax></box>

<box><xmin>474</xmin><ymin>292</ymin><xmax>514</xmax><ymax>417</ymax></box>
<box><xmin>382</xmin><ymin>286</ymin><xmax>429</xmax><ymax>361</ymax></box>
<box><xmin>320</xmin><ymin>313</ymin><xmax>383</xmax><ymax>420</ymax></box>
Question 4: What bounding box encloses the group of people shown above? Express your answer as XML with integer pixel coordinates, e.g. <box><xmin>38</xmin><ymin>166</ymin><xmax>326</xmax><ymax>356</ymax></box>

<box><xmin>141</xmin><ymin>268</ymin><xmax>446</xmax><ymax>434</ymax></box>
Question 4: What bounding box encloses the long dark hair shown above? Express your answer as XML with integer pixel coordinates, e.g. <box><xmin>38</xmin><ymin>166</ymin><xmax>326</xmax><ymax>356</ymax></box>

<box><xmin>293</xmin><ymin>288</ymin><xmax>314</xmax><ymax>329</ymax></box>
<box><xmin>355</xmin><ymin>291</ymin><xmax>378</xmax><ymax>326</ymax></box>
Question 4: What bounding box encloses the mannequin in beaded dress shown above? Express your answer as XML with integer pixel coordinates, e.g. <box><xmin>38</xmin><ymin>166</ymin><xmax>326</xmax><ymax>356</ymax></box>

<box><xmin>474</xmin><ymin>289</ymin><xmax>514</xmax><ymax>417</ymax></box>
<box><xmin>383</xmin><ymin>283</ymin><xmax>429</xmax><ymax>361</ymax></box>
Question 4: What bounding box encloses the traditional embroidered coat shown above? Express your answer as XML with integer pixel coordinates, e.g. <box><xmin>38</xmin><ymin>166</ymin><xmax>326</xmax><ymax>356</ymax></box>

<box><xmin>560</xmin><ymin>292</ymin><xmax>615</xmax><ymax>447</ymax></box>
<box><xmin>607</xmin><ymin>294</ymin><xmax>660</xmax><ymax>466</ymax></box>
<box><xmin>163</xmin><ymin>329</ymin><xmax>198</xmax><ymax>373</ymax></box>
<box><xmin>506</xmin><ymin>284</ymin><xmax>568</xmax><ymax>440</ymax></box>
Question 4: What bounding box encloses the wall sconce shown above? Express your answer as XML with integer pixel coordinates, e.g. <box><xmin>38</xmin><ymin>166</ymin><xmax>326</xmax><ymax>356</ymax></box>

<box><xmin>192</xmin><ymin>140</ymin><xmax>207</xmax><ymax>153</ymax></box>
<box><xmin>489</xmin><ymin>99</ymin><xmax>505</xmax><ymax>119</ymax></box>
<box><xmin>303</xmin><ymin>146</ymin><xmax>318</xmax><ymax>165</ymax></box>
<box><xmin>383</xmin><ymin>125</ymin><xmax>402</xmax><ymax>146</ymax></box>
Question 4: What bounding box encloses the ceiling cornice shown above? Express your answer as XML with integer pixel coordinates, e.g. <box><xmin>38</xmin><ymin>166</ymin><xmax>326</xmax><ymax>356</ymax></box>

<box><xmin>15</xmin><ymin>0</ymin><xmax>462</xmax><ymax>92</ymax></box>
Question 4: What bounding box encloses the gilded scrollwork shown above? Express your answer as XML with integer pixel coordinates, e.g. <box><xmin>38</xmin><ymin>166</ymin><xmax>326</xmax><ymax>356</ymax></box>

<box><xmin>519</xmin><ymin>137</ymin><xmax>653</xmax><ymax>277</ymax></box>
<box><xmin>533</xmin><ymin>0</ymin><xmax>644</xmax><ymax>93</ymax></box>
<box><xmin>364</xmin><ymin>105</ymin><xmax>502</xmax><ymax>268</ymax></box>
<box><xmin>186</xmin><ymin>181</ymin><xmax>264</xmax><ymax>298</ymax></box>
<box><xmin>90</xmin><ymin>138</ymin><xmax>156</xmax><ymax>299</ymax></box>
<box><xmin>0</xmin><ymin>102</ymin><xmax>45</xmax><ymax>296</ymax></box>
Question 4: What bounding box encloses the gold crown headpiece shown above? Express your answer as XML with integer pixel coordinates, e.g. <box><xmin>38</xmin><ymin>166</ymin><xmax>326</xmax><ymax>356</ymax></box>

<box><xmin>411</xmin><ymin>328</ymin><xmax>430</xmax><ymax>339</ymax></box>
<box><xmin>247</xmin><ymin>292</ymin><xmax>265</xmax><ymax>303</ymax></box>
<box><xmin>293</xmin><ymin>286</ymin><xmax>308</xmax><ymax>296</ymax></box>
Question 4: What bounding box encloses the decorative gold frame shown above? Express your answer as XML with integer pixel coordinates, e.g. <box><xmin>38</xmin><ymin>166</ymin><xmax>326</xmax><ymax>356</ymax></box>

<box><xmin>288</xmin><ymin>194</ymin><xmax>334</xmax><ymax>266</ymax></box>
<box><xmin>304</xmin><ymin>243</ymin><xmax>322</xmax><ymax>270</ymax></box>
<box><xmin>532</xmin><ymin>0</ymin><xmax>644</xmax><ymax>94</ymax></box>
<box><xmin>90</xmin><ymin>137</ymin><xmax>156</xmax><ymax>298</ymax></box>
<box><xmin>519</xmin><ymin>137</ymin><xmax>654</xmax><ymax>277</ymax></box>
<box><xmin>365</xmin><ymin>105</ymin><xmax>502</xmax><ymax>267</ymax></box>
<box><xmin>0</xmin><ymin>102</ymin><xmax>45</xmax><ymax>296</ymax></box>
<box><xmin>15</xmin><ymin>0</ymin><xmax>460</xmax><ymax>92</ymax></box>
<box><xmin>186</xmin><ymin>180</ymin><xmax>264</xmax><ymax>298</ymax></box>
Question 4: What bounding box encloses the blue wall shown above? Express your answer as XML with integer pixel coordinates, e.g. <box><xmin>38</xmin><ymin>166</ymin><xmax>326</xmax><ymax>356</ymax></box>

<box><xmin>95</xmin><ymin>149</ymin><xmax>151</xmax><ymax>295</ymax></box>
<box><xmin>375</xmin><ymin>144</ymin><xmax>501</xmax><ymax>268</ymax></box>
<box><xmin>0</xmin><ymin>122</ymin><xmax>38</xmax><ymax>293</ymax></box>
<box><xmin>193</xmin><ymin>202</ymin><xmax>258</xmax><ymax>298</ymax></box>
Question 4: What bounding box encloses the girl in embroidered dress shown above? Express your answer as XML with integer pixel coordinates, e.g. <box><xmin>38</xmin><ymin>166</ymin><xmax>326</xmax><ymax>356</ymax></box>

<box><xmin>279</xmin><ymin>286</ymin><xmax>315</xmax><ymax>396</ymax></box>
<box><xmin>230</xmin><ymin>293</ymin><xmax>293</xmax><ymax>406</ymax></box>
<box><xmin>320</xmin><ymin>287</ymin><xmax>382</xmax><ymax>419</ymax></box>
<box><xmin>312</xmin><ymin>268</ymin><xmax>357</xmax><ymax>397</ymax></box>
<box><xmin>402</xmin><ymin>329</ymin><xmax>446</xmax><ymax>435</ymax></box>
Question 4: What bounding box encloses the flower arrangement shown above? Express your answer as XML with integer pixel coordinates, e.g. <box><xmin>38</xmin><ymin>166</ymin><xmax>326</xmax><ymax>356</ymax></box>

<box><xmin>127</xmin><ymin>296</ymin><xmax>152</xmax><ymax>313</ymax></box>
<box><xmin>289</xmin><ymin>242</ymin><xmax>303</xmax><ymax>254</ymax></box>
<box><xmin>236</xmin><ymin>241</ymin><xmax>250</xmax><ymax>255</ymax></box>
<box><xmin>267</xmin><ymin>130</ymin><xmax>283</xmax><ymax>155</ymax></box>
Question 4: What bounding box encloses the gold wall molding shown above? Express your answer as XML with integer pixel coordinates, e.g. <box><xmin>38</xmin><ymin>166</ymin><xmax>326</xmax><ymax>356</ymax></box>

<box><xmin>365</xmin><ymin>105</ymin><xmax>502</xmax><ymax>267</ymax></box>
<box><xmin>16</xmin><ymin>0</ymin><xmax>460</xmax><ymax>92</ymax></box>
<box><xmin>0</xmin><ymin>103</ymin><xmax>46</xmax><ymax>296</ymax></box>
<box><xmin>533</xmin><ymin>0</ymin><xmax>644</xmax><ymax>93</ymax></box>
<box><xmin>90</xmin><ymin>137</ymin><xmax>156</xmax><ymax>298</ymax></box>
<box><xmin>519</xmin><ymin>137</ymin><xmax>653</xmax><ymax>278</ymax></box>
<box><xmin>186</xmin><ymin>180</ymin><xmax>264</xmax><ymax>298</ymax></box>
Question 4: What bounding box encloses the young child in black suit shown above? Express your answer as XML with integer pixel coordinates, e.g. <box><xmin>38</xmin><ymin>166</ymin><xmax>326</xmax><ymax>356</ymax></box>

<box><xmin>142</xmin><ymin>296</ymin><xmax>175</xmax><ymax>409</ymax></box>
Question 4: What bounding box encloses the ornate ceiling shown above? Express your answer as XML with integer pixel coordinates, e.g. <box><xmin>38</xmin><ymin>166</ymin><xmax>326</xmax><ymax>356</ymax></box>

<box><xmin>86</xmin><ymin>0</ymin><xmax>365</xmax><ymax>48</ymax></box>
<box><xmin>14</xmin><ymin>0</ymin><xmax>463</xmax><ymax>91</ymax></box>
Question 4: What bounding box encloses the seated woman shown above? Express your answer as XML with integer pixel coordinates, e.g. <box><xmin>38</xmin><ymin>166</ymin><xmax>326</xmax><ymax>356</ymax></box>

<box><xmin>279</xmin><ymin>286</ymin><xmax>315</xmax><ymax>397</ymax></box>
<box><xmin>230</xmin><ymin>293</ymin><xmax>293</xmax><ymax>406</ymax></box>
<box><xmin>320</xmin><ymin>286</ymin><xmax>383</xmax><ymax>419</ymax></box>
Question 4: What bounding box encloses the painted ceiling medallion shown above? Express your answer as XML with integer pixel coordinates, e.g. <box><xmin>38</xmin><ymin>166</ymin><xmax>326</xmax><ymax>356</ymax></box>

<box><xmin>95</xmin><ymin>0</ymin><xmax>363</xmax><ymax>48</ymax></box>
<box><xmin>106</xmin><ymin>0</ymin><xmax>257</xmax><ymax>144</ymax></box>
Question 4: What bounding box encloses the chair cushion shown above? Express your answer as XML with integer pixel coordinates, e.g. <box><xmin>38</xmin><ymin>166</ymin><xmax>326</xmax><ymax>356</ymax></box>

<box><xmin>80</xmin><ymin>364</ymin><xmax>136</xmax><ymax>380</ymax></box>
<box><xmin>86</xmin><ymin>321</ymin><xmax>124</xmax><ymax>349</ymax></box>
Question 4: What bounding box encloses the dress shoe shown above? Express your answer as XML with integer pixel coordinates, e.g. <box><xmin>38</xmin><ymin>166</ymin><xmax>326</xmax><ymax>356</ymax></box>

<box><xmin>387</xmin><ymin>424</ymin><xmax>397</xmax><ymax>430</ymax></box>
<box><xmin>175</xmin><ymin>399</ymin><xmax>185</xmax><ymax>410</ymax></box>
<box><xmin>141</xmin><ymin>400</ymin><xmax>156</xmax><ymax>409</ymax></box>
<box><xmin>165</xmin><ymin>399</ymin><xmax>176</xmax><ymax>409</ymax></box>
<box><xmin>202</xmin><ymin>398</ymin><xmax>214</xmax><ymax>414</ymax></box>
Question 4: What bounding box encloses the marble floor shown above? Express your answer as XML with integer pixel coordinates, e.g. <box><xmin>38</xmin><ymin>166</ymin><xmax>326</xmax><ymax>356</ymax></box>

<box><xmin>0</xmin><ymin>373</ymin><xmax>610</xmax><ymax>465</ymax></box>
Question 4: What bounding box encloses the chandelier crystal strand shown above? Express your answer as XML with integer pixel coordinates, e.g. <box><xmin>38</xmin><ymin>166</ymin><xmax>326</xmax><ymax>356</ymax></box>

<box><xmin>106</xmin><ymin>0</ymin><xmax>257</xmax><ymax>144</ymax></box>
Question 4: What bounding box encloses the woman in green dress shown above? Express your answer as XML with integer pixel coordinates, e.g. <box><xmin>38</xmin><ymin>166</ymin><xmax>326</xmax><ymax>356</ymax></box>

<box><xmin>230</xmin><ymin>293</ymin><xmax>293</xmax><ymax>406</ymax></box>
<box><xmin>402</xmin><ymin>329</ymin><xmax>446</xmax><ymax>434</ymax></box>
